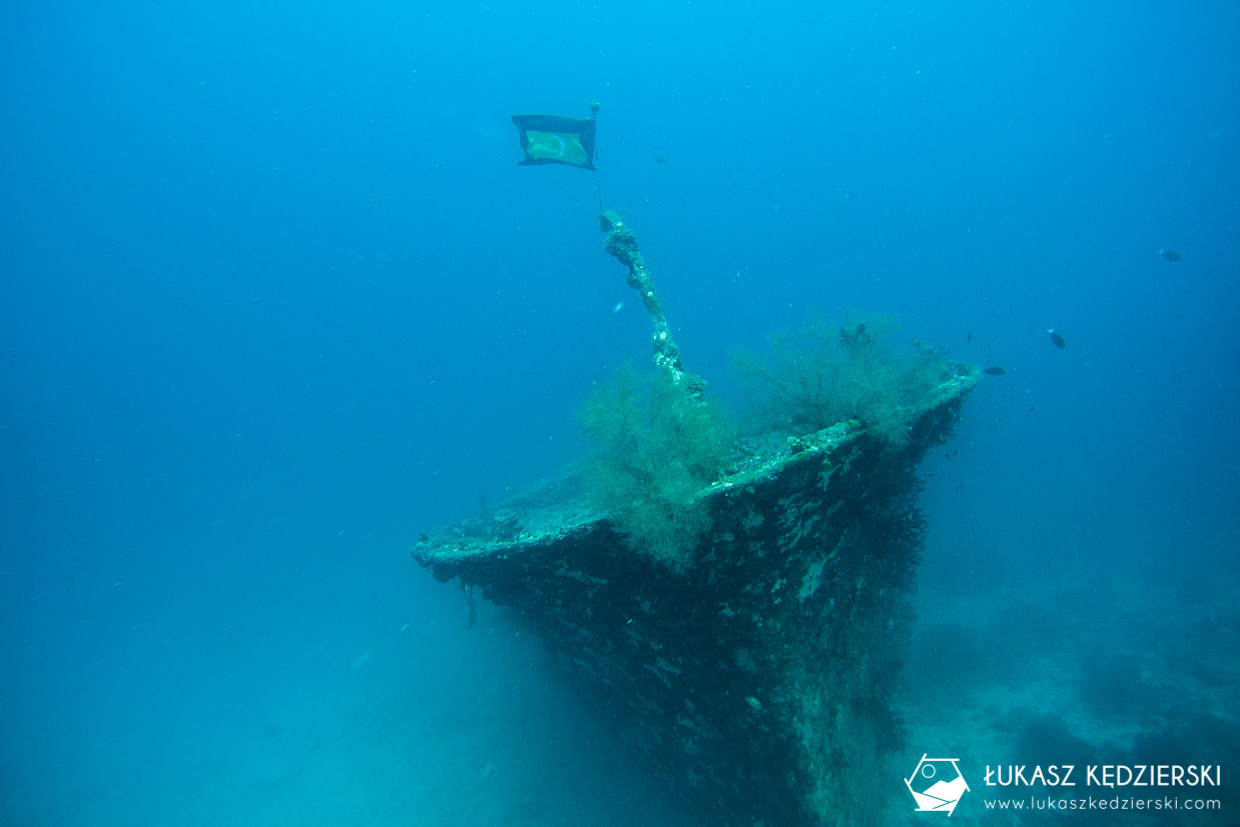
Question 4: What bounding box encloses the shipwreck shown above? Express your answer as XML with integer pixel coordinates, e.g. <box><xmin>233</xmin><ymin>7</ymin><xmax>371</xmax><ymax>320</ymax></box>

<box><xmin>412</xmin><ymin>212</ymin><xmax>979</xmax><ymax>826</ymax></box>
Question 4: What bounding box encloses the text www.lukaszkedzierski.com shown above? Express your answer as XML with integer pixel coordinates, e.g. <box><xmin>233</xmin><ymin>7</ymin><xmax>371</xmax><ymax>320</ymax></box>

<box><xmin>984</xmin><ymin>796</ymin><xmax>1220</xmax><ymax>812</ymax></box>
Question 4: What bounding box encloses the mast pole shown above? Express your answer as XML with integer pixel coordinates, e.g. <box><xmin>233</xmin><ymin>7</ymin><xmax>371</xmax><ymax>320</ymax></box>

<box><xmin>599</xmin><ymin>210</ymin><xmax>705</xmax><ymax>397</ymax></box>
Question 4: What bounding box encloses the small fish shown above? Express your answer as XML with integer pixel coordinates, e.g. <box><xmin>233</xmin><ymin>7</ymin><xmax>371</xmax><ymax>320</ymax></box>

<box><xmin>1048</xmin><ymin>329</ymin><xmax>1066</xmax><ymax>349</ymax></box>
<box><xmin>656</xmin><ymin>157</ymin><xmax>666</xmax><ymax>163</ymax></box>
<box><xmin>838</xmin><ymin>323</ymin><xmax>869</xmax><ymax>351</ymax></box>
<box><xmin>1160</xmin><ymin>249</ymin><xmax>1182</xmax><ymax>262</ymax></box>
<box><xmin>982</xmin><ymin>366</ymin><xmax>1006</xmax><ymax>376</ymax></box>
<box><xmin>966</xmin><ymin>332</ymin><xmax>972</xmax><ymax>343</ymax></box>
<box><xmin>613</xmin><ymin>301</ymin><xmax>624</xmax><ymax>314</ymax></box>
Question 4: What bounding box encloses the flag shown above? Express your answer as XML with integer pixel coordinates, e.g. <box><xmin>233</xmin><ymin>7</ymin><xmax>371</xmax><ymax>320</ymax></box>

<box><xmin>511</xmin><ymin>113</ymin><xmax>597</xmax><ymax>170</ymax></box>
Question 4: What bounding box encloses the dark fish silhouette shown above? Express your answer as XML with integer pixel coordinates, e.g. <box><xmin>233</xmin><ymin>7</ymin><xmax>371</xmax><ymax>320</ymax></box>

<box><xmin>838</xmin><ymin>323</ymin><xmax>869</xmax><ymax>351</ymax></box>
<box><xmin>656</xmin><ymin>157</ymin><xmax>666</xmax><ymax>163</ymax></box>
<box><xmin>1048</xmin><ymin>329</ymin><xmax>1066</xmax><ymax>348</ymax></box>
<box><xmin>967</xmin><ymin>332</ymin><xmax>972</xmax><ymax>343</ymax></box>
<box><xmin>1160</xmin><ymin>249</ymin><xmax>1182</xmax><ymax>262</ymax></box>
<box><xmin>982</xmin><ymin>366</ymin><xmax>1006</xmax><ymax>376</ymax></box>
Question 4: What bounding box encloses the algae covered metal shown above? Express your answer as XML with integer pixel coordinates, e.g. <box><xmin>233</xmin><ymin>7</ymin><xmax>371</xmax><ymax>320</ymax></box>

<box><xmin>413</xmin><ymin>372</ymin><xmax>977</xmax><ymax>827</ymax></box>
<box><xmin>411</xmin><ymin>212</ymin><xmax>979</xmax><ymax>825</ymax></box>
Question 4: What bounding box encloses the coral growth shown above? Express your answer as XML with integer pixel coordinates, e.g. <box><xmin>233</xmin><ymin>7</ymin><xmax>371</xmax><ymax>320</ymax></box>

<box><xmin>577</xmin><ymin>365</ymin><xmax>734</xmax><ymax>571</ymax></box>
<box><xmin>734</xmin><ymin>313</ymin><xmax>953</xmax><ymax>448</ymax></box>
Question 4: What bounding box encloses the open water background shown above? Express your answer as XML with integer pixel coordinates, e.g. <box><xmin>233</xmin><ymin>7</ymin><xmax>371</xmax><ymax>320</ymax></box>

<box><xmin>3</xmin><ymin>1</ymin><xmax>1237</xmax><ymax>824</ymax></box>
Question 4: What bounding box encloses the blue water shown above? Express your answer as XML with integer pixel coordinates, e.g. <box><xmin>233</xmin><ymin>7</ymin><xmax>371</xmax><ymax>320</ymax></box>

<box><xmin>2</xmin><ymin>1</ymin><xmax>1237</xmax><ymax>824</ymax></box>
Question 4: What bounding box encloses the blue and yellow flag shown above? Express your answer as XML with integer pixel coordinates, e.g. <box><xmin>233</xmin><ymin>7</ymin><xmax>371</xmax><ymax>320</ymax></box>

<box><xmin>511</xmin><ymin>113</ymin><xmax>597</xmax><ymax>170</ymax></box>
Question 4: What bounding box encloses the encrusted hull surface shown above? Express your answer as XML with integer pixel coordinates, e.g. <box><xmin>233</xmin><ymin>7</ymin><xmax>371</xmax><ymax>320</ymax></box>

<box><xmin>414</xmin><ymin>366</ymin><xmax>979</xmax><ymax>826</ymax></box>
